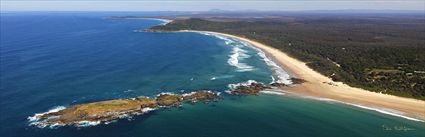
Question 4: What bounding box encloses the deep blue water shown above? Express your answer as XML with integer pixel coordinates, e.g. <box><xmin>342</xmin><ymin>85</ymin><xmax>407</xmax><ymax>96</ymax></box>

<box><xmin>1</xmin><ymin>12</ymin><xmax>424</xmax><ymax>137</ymax></box>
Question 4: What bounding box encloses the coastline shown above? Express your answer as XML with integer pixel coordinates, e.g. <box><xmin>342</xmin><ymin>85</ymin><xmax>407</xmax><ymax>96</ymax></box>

<box><xmin>179</xmin><ymin>30</ymin><xmax>425</xmax><ymax>122</ymax></box>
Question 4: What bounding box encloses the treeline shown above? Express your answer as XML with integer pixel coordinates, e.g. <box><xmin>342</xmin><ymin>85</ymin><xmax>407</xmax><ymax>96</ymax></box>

<box><xmin>150</xmin><ymin>17</ymin><xmax>425</xmax><ymax>100</ymax></box>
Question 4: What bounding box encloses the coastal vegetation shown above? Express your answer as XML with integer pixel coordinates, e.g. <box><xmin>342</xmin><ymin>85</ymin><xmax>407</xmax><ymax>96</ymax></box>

<box><xmin>149</xmin><ymin>16</ymin><xmax>425</xmax><ymax>100</ymax></box>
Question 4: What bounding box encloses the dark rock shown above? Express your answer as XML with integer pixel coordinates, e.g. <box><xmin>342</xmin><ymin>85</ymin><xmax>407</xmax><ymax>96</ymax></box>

<box><xmin>291</xmin><ymin>78</ymin><xmax>306</xmax><ymax>84</ymax></box>
<box><xmin>156</xmin><ymin>94</ymin><xmax>182</xmax><ymax>107</ymax></box>
<box><xmin>182</xmin><ymin>90</ymin><xmax>220</xmax><ymax>103</ymax></box>
<box><xmin>270</xmin><ymin>82</ymin><xmax>287</xmax><ymax>88</ymax></box>
<box><xmin>230</xmin><ymin>82</ymin><xmax>270</xmax><ymax>95</ymax></box>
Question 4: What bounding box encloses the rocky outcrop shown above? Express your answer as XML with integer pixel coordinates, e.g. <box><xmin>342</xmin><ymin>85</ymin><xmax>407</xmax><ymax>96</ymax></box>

<box><xmin>290</xmin><ymin>78</ymin><xmax>306</xmax><ymax>84</ymax></box>
<box><xmin>182</xmin><ymin>90</ymin><xmax>221</xmax><ymax>103</ymax></box>
<box><xmin>230</xmin><ymin>82</ymin><xmax>271</xmax><ymax>95</ymax></box>
<box><xmin>156</xmin><ymin>93</ymin><xmax>182</xmax><ymax>107</ymax></box>
<box><xmin>34</xmin><ymin>98</ymin><xmax>158</xmax><ymax>126</ymax></box>
<box><xmin>30</xmin><ymin>91</ymin><xmax>220</xmax><ymax>127</ymax></box>
<box><xmin>230</xmin><ymin>78</ymin><xmax>306</xmax><ymax>95</ymax></box>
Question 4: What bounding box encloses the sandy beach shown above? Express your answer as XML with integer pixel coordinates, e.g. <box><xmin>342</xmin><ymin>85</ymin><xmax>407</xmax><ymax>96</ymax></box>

<box><xmin>182</xmin><ymin>30</ymin><xmax>425</xmax><ymax>122</ymax></box>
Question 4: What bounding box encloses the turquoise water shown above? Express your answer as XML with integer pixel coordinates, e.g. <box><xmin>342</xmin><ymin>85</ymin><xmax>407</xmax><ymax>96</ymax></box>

<box><xmin>0</xmin><ymin>12</ymin><xmax>424</xmax><ymax>137</ymax></box>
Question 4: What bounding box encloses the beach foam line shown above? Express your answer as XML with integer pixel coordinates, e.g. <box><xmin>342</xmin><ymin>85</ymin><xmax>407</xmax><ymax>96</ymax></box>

<box><xmin>140</xmin><ymin>18</ymin><xmax>172</xmax><ymax>25</ymax></box>
<box><xmin>260</xmin><ymin>90</ymin><xmax>286</xmax><ymax>96</ymax></box>
<box><xmin>243</xmin><ymin>41</ymin><xmax>292</xmax><ymax>85</ymax></box>
<box><xmin>197</xmin><ymin>31</ymin><xmax>292</xmax><ymax>83</ymax></box>
<box><xmin>303</xmin><ymin>96</ymin><xmax>425</xmax><ymax>122</ymax></box>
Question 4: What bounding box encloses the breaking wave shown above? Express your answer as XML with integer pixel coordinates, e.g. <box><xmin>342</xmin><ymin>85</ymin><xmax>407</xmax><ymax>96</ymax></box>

<box><xmin>27</xmin><ymin>106</ymin><xmax>67</xmax><ymax>128</ymax></box>
<box><xmin>198</xmin><ymin>32</ymin><xmax>292</xmax><ymax>84</ymax></box>
<box><xmin>227</xmin><ymin>80</ymin><xmax>260</xmax><ymax>90</ymax></box>
<box><xmin>244</xmin><ymin>41</ymin><xmax>292</xmax><ymax>85</ymax></box>
<box><xmin>228</xmin><ymin>47</ymin><xmax>255</xmax><ymax>72</ymax></box>
<box><xmin>198</xmin><ymin>32</ymin><xmax>256</xmax><ymax>72</ymax></box>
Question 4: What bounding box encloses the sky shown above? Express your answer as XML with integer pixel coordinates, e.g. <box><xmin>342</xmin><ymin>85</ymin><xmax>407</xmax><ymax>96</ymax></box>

<box><xmin>1</xmin><ymin>0</ymin><xmax>424</xmax><ymax>11</ymax></box>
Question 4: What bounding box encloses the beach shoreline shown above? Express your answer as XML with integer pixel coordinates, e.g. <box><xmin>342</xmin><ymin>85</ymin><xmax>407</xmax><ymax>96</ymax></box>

<box><xmin>179</xmin><ymin>30</ymin><xmax>425</xmax><ymax>122</ymax></box>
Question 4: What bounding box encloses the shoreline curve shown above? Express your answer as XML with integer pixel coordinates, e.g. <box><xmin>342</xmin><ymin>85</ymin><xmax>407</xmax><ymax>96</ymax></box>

<box><xmin>179</xmin><ymin>30</ymin><xmax>425</xmax><ymax>122</ymax></box>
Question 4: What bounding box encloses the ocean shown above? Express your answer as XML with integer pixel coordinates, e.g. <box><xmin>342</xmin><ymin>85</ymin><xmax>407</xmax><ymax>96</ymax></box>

<box><xmin>0</xmin><ymin>12</ymin><xmax>424</xmax><ymax>137</ymax></box>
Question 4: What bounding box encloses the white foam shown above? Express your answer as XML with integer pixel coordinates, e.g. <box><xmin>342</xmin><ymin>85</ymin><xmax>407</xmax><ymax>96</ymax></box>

<box><xmin>158</xmin><ymin>19</ymin><xmax>172</xmax><ymax>25</ymax></box>
<box><xmin>210</xmin><ymin>75</ymin><xmax>234</xmax><ymax>80</ymax></box>
<box><xmin>48</xmin><ymin>123</ymin><xmax>66</xmax><ymax>128</ymax></box>
<box><xmin>118</xmin><ymin>114</ymin><xmax>130</xmax><ymax>119</ymax></box>
<box><xmin>304</xmin><ymin>96</ymin><xmax>424</xmax><ymax>122</ymax></box>
<box><xmin>142</xmin><ymin>107</ymin><xmax>156</xmax><ymax>113</ymax></box>
<box><xmin>227</xmin><ymin>80</ymin><xmax>260</xmax><ymax>90</ymax></box>
<box><xmin>228</xmin><ymin>47</ymin><xmax>255</xmax><ymax>72</ymax></box>
<box><xmin>250</xmin><ymin>43</ymin><xmax>292</xmax><ymax>85</ymax></box>
<box><xmin>105</xmin><ymin>120</ymin><xmax>118</xmax><ymax>125</ymax></box>
<box><xmin>27</xmin><ymin>106</ymin><xmax>66</xmax><ymax>122</ymax></box>
<box><xmin>76</xmin><ymin>121</ymin><xmax>101</xmax><ymax>127</ymax></box>
<box><xmin>260</xmin><ymin>90</ymin><xmax>286</xmax><ymax>95</ymax></box>
<box><xmin>198</xmin><ymin>32</ymin><xmax>292</xmax><ymax>83</ymax></box>
<box><xmin>198</xmin><ymin>32</ymin><xmax>255</xmax><ymax>72</ymax></box>
<box><xmin>182</xmin><ymin>91</ymin><xmax>197</xmax><ymax>97</ymax></box>
<box><xmin>27</xmin><ymin>106</ymin><xmax>67</xmax><ymax>128</ymax></box>
<box><xmin>156</xmin><ymin>92</ymin><xmax>176</xmax><ymax>97</ymax></box>
<box><xmin>271</xmin><ymin>75</ymin><xmax>276</xmax><ymax>83</ymax></box>
<box><xmin>143</xmin><ymin>18</ymin><xmax>172</xmax><ymax>25</ymax></box>
<box><xmin>182</xmin><ymin>92</ymin><xmax>195</xmax><ymax>97</ymax></box>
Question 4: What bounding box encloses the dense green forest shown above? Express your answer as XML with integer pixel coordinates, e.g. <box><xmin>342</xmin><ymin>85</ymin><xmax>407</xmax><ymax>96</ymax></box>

<box><xmin>149</xmin><ymin>16</ymin><xmax>425</xmax><ymax>100</ymax></box>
